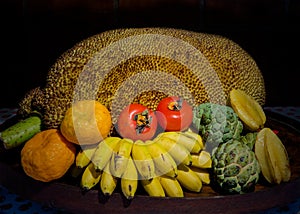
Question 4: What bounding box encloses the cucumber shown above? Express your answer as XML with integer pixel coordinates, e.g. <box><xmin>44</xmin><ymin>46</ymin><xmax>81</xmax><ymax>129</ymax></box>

<box><xmin>0</xmin><ymin>116</ymin><xmax>42</xmax><ymax>149</ymax></box>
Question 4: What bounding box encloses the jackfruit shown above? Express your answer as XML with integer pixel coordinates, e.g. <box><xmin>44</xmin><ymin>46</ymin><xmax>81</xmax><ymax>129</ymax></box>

<box><xmin>17</xmin><ymin>28</ymin><xmax>265</xmax><ymax>131</ymax></box>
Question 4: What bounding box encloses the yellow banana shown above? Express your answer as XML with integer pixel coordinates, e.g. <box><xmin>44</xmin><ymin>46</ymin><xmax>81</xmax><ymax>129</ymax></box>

<box><xmin>145</xmin><ymin>140</ymin><xmax>178</xmax><ymax>178</ymax></box>
<box><xmin>80</xmin><ymin>162</ymin><xmax>102</xmax><ymax>192</ymax></box>
<box><xmin>182</xmin><ymin>129</ymin><xmax>204</xmax><ymax>151</ymax></box>
<box><xmin>75</xmin><ymin>144</ymin><xmax>98</xmax><ymax>168</ymax></box>
<box><xmin>159</xmin><ymin>175</ymin><xmax>184</xmax><ymax>197</ymax></box>
<box><xmin>176</xmin><ymin>164</ymin><xmax>202</xmax><ymax>192</ymax></box>
<box><xmin>156</xmin><ymin>130</ymin><xmax>203</xmax><ymax>154</ymax></box>
<box><xmin>121</xmin><ymin>156</ymin><xmax>138</xmax><ymax>200</ymax></box>
<box><xmin>154</xmin><ymin>136</ymin><xmax>192</xmax><ymax>166</ymax></box>
<box><xmin>141</xmin><ymin>177</ymin><xmax>165</xmax><ymax>197</ymax></box>
<box><xmin>132</xmin><ymin>140</ymin><xmax>155</xmax><ymax>180</ymax></box>
<box><xmin>100</xmin><ymin>160</ymin><xmax>118</xmax><ymax>196</ymax></box>
<box><xmin>110</xmin><ymin>138</ymin><xmax>133</xmax><ymax>178</ymax></box>
<box><xmin>92</xmin><ymin>137</ymin><xmax>121</xmax><ymax>171</ymax></box>
<box><xmin>190</xmin><ymin>166</ymin><xmax>211</xmax><ymax>184</ymax></box>
<box><xmin>191</xmin><ymin>150</ymin><xmax>212</xmax><ymax>168</ymax></box>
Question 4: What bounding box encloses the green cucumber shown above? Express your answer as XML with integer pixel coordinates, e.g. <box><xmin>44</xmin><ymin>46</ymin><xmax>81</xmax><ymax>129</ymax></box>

<box><xmin>0</xmin><ymin>116</ymin><xmax>42</xmax><ymax>149</ymax></box>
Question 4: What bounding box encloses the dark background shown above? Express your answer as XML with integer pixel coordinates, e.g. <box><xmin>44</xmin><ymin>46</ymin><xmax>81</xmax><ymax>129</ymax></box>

<box><xmin>1</xmin><ymin>0</ymin><xmax>300</xmax><ymax>108</ymax></box>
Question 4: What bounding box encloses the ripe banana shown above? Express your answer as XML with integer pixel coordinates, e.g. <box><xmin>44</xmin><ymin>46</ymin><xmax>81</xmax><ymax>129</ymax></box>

<box><xmin>121</xmin><ymin>156</ymin><xmax>138</xmax><ymax>200</ymax></box>
<box><xmin>190</xmin><ymin>166</ymin><xmax>211</xmax><ymax>184</ymax></box>
<box><xmin>154</xmin><ymin>136</ymin><xmax>192</xmax><ymax>166</ymax></box>
<box><xmin>255</xmin><ymin>127</ymin><xmax>291</xmax><ymax>184</ymax></box>
<box><xmin>92</xmin><ymin>137</ymin><xmax>121</xmax><ymax>171</ymax></box>
<box><xmin>80</xmin><ymin>162</ymin><xmax>102</xmax><ymax>192</ymax></box>
<box><xmin>176</xmin><ymin>164</ymin><xmax>202</xmax><ymax>192</ymax></box>
<box><xmin>132</xmin><ymin>140</ymin><xmax>155</xmax><ymax>180</ymax></box>
<box><xmin>156</xmin><ymin>130</ymin><xmax>203</xmax><ymax>153</ymax></box>
<box><xmin>159</xmin><ymin>175</ymin><xmax>184</xmax><ymax>197</ymax></box>
<box><xmin>182</xmin><ymin>129</ymin><xmax>204</xmax><ymax>151</ymax></box>
<box><xmin>110</xmin><ymin>138</ymin><xmax>133</xmax><ymax>178</ymax></box>
<box><xmin>76</xmin><ymin>144</ymin><xmax>98</xmax><ymax>168</ymax></box>
<box><xmin>100</xmin><ymin>160</ymin><xmax>118</xmax><ymax>196</ymax></box>
<box><xmin>191</xmin><ymin>150</ymin><xmax>212</xmax><ymax>168</ymax></box>
<box><xmin>141</xmin><ymin>177</ymin><xmax>165</xmax><ymax>197</ymax></box>
<box><xmin>145</xmin><ymin>140</ymin><xmax>178</xmax><ymax>178</ymax></box>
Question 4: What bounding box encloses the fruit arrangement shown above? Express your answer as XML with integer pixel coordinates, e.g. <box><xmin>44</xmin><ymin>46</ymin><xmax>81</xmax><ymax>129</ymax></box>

<box><xmin>0</xmin><ymin>28</ymin><xmax>293</xmax><ymax>210</ymax></box>
<box><xmin>0</xmin><ymin>88</ymin><xmax>292</xmax><ymax>205</ymax></box>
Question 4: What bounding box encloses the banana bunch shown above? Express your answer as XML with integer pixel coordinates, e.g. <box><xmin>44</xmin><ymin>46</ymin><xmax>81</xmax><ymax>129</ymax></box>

<box><xmin>136</xmin><ymin>130</ymin><xmax>211</xmax><ymax>197</ymax></box>
<box><xmin>77</xmin><ymin>129</ymin><xmax>212</xmax><ymax>199</ymax></box>
<box><xmin>79</xmin><ymin>137</ymin><xmax>139</xmax><ymax>200</ymax></box>
<box><xmin>153</xmin><ymin>130</ymin><xmax>212</xmax><ymax>185</ymax></box>
<box><xmin>69</xmin><ymin>144</ymin><xmax>99</xmax><ymax>178</ymax></box>
<box><xmin>255</xmin><ymin>127</ymin><xmax>291</xmax><ymax>184</ymax></box>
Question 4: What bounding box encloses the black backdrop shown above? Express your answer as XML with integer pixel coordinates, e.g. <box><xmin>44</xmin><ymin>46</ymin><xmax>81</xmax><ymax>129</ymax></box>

<box><xmin>1</xmin><ymin>0</ymin><xmax>300</xmax><ymax>108</ymax></box>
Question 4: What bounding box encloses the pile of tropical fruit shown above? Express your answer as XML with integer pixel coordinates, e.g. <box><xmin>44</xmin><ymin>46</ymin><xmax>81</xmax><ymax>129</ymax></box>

<box><xmin>0</xmin><ymin>28</ymin><xmax>292</xmax><ymax>208</ymax></box>
<box><xmin>0</xmin><ymin>89</ymin><xmax>291</xmax><ymax>202</ymax></box>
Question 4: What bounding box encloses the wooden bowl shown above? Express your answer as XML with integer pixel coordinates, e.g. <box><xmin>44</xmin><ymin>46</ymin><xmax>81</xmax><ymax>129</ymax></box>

<box><xmin>0</xmin><ymin>110</ymin><xmax>299</xmax><ymax>214</ymax></box>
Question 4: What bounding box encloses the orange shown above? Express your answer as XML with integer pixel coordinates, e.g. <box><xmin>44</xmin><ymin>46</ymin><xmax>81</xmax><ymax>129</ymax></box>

<box><xmin>21</xmin><ymin>129</ymin><xmax>76</xmax><ymax>182</ymax></box>
<box><xmin>60</xmin><ymin>100</ymin><xmax>112</xmax><ymax>145</ymax></box>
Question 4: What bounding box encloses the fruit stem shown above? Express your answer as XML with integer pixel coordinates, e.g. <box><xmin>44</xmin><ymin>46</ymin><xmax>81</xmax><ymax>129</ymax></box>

<box><xmin>168</xmin><ymin>98</ymin><xmax>182</xmax><ymax>111</ymax></box>
<box><xmin>133</xmin><ymin>110</ymin><xmax>152</xmax><ymax>134</ymax></box>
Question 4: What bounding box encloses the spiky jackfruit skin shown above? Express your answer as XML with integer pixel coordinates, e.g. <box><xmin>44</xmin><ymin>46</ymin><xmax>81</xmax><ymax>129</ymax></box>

<box><xmin>18</xmin><ymin>28</ymin><xmax>266</xmax><ymax>130</ymax></box>
<box><xmin>212</xmin><ymin>139</ymin><xmax>260</xmax><ymax>194</ymax></box>
<box><xmin>192</xmin><ymin>103</ymin><xmax>243</xmax><ymax>152</ymax></box>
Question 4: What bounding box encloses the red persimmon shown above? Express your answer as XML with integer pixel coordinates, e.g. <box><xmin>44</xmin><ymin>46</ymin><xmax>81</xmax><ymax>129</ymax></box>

<box><xmin>117</xmin><ymin>103</ymin><xmax>158</xmax><ymax>141</ymax></box>
<box><xmin>156</xmin><ymin>96</ymin><xmax>193</xmax><ymax>131</ymax></box>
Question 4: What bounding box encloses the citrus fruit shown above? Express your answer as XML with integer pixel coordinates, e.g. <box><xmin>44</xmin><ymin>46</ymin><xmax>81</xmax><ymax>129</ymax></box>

<box><xmin>21</xmin><ymin>129</ymin><xmax>76</xmax><ymax>182</ymax></box>
<box><xmin>60</xmin><ymin>100</ymin><xmax>112</xmax><ymax>145</ymax></box>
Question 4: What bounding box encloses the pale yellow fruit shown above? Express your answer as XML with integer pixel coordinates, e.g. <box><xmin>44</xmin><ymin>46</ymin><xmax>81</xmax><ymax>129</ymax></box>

<box><xmin>229</xmin><ymin>89</ymin><xmax>266</xmax><ymax>131</ymax></box>
<box><xmin>60</xmin><ymin>100</ymin><xmax>112</xmax><ymax>145</ymax></box>
<box><xmin>191</xmin><ymin>150</ymin><xmax>212</xmax><ymax>168</ymax></box>
<box><xmin>190</xmin><ymin>166</ymin><xmax>211</xmax><ymax>184</ymax></box>
<box><xmin>255</xmin><ymin>130</ymin><xmax>275</xmax><ymax>183</ymax></box>
<box><xmin>177</xmin><ymin>164</ymin><xmax>202</xmax><ymax>192</ymax></box>
<box><xmin>255</xmin><ymin>128</ymin><xmax>291</xmax><ymax>184</ymax></box>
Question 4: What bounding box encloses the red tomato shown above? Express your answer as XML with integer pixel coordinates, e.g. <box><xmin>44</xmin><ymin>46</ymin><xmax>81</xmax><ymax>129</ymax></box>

<box><xmin>117</xmin><ymin>103</ymin><xmax>158</xmax><ymax>141</ymax></box>
<box><xmin>155</xmin><ymin>96</ymin><xmax>193</xmax><ymax>131</ymax></box>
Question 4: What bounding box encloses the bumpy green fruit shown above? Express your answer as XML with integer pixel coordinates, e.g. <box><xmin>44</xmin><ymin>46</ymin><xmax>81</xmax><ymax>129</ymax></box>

<box><xmin>212</xmin><ymin>139</ymin><xmax>260</xmax><ymax>194</ymax></box>
<box><xmin>193</xmin><ymin>103</ymin><xmax>243</xmax><ymax>153</ymax></box>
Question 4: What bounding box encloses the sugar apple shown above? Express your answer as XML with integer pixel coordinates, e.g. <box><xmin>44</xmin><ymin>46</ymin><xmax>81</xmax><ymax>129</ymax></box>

<box><xmin>192</xmin><ymin>103</ymin><xmax>243</xmax><ymax>153</ymax></box>
<box><xmin>240</xmin><ymin>132</ymin><xmax>258</xmax><ymax>150</ymax></box>
<box><xmin>211</xmin><ymin>139</ymin><xmax>260</xmax><ymax>194</ymax></box>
